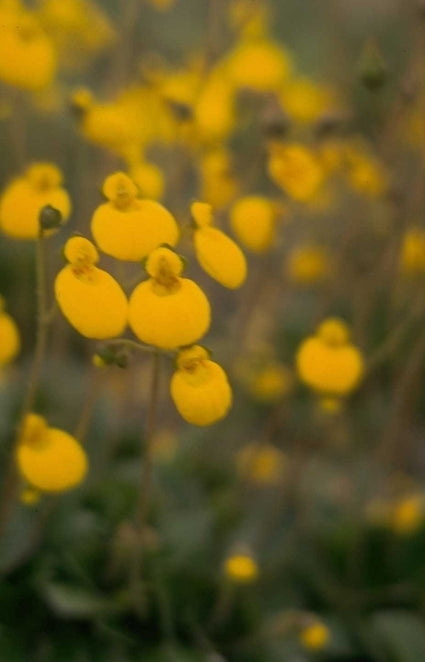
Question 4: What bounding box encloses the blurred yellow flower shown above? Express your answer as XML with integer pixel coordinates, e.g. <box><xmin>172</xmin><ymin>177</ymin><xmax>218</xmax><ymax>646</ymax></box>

<box><xmin>237</xmin><ymin>442</ymin><xmax>286</xmax><ymax>485</ymax></box>
<box><xmin>286</xmin><ymin>244</ymin><xmax>332</xmax><ymax>285</ymax></box>
<box><xmin>345</xmin><ymin>144</ymin><xmax>386</xmax><ymax>198</ymax></box>
<box><xmin>0</xmin><ymin>295</ymin><xmax>20</xmax><ymax>366</ymax></box>
<box><xmin>170</xmin><ymin>345</ymin><xmax>232</xmax><ymax>426</ymax></box>
<box><xmin>391</xmin><ymin>495</ymin><xmax>424</xmax><ymax>535</ymax></box>
<box><xmin>268</xmin><ymin>143</ymin><xmax>324</xmax><ymax>202</ymax></box>
<box><xmin>399</xmin><ymin>227</ymin><xmax>425</xmax><ymax>276</ymax></box>
<box><xmin>299</xmin><ymin>621</ymin><xmax>330</xmax><ymax>650</ymax></box>
<box><xmin>199</xmin><ymin>148</ymin><xmax>239</xmax><ymax>209</ymax></box>
<box><xmin>224</xmin><ymin>38</ymin><xmax>291</xmax><ymax>93</ymax></box>
<box><xmin>0</xmin><ymin>163</ymin><xmax>70</xmax><ymax>239</ymax></box>
<box><xmin>128</xmin><ymin>160</ymin><xmax>165</xmax><ymax>201</ymax></box>
<box><xmin>279</xmin><ymin>76</ymin><xmax>335</xmax><ymax>124</ymax></box>
<box><xmin>194</xmin><ymin>68</ymin><xmax>236</xmax><ymax>142</ymax></box>
<box><xmin>223</xmin><ymin>551</ymin><xmax>259</xmax><ymax>583</ymax></box>
<box><xmin>55</xmin><ymin>236</ymin><xmax>128</xmax><ymax>339</ymax></box>
<box><xmin>192</xmin><ymin>201</ymin><xmax>247</xmax><ymax>289</ymax></box>
<box><xmin>0</xmin><ymin>8</ymin><xmax>56</xmax><ymax>90</ymax></box>
<box><xmin>16</xmin><ymin>413</ymin><xmax>88</xmax><ymax>492</ymax></box>
<box><xmin>230</xmin><ymin>196</ymin><xmax>278</xmax><ymax>253</ymax></box>
<box><xmin>296</xmin><ymin>318</ymin><xmax>364</xmax><ymax>397</ymax></box>
<box><xmin>129</xmin><ymin>247</ymin><xmax>211</xmax><ymax>349</ymax></box>
<box><xmin>91</xmin><ymin>172</ymin><xmax>178</xmax><ymax>261</ymax></box>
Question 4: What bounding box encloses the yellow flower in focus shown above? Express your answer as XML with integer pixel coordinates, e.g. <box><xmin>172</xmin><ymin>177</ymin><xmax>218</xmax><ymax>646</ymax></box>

<box><xmin>16</xmin><ymin>413</ymin><xmax>88</xmax><ymax>492</ymax></box>
<box><xmin>199</xmin><ymin>148</ymin><xmax>239</xmax><ymax>209</ymax></box>
<box><xmin>391</xmin><ymin>495</ymin><xmax>424</xmax><ymax>535</ymax></box>
<box><xmin>286</xmin><ymin>244</ymin><xmax>332</xmax><ymax>285</ymax></box>
<box><xmin>192</xmin><ymin>201</ymin><xmax>247</xmax><ymax>289</ymax></box>
<box><xmin>0</xmin><ymin>163</ymin><xmax>70</xmax><ymax>239</ymax></box>
<box><xmin>170</xmin><ymin>345</ymin><xmax>232</xmax><ymax>426</ymax></box>
<box><xmin>0</xmin><ymin>9</ymin><xmax>56</xmax><ymax>90</ymax></box>
<box><xmin>268</xmin><ymin>143</ymin><xmax>324</xmax><ymax>202</ymax></box>
<box><xmin>0</xmin><ymin>295</ymin><xmax>20</xmax><ymax>365</ymax></box>
<box><xmin>224</xmin><ymin>38</ymin><xmax>291</xmax><ymax>93</ymax></box>
<box><xmin>38</xmin><ymin>0</ymin><xmax>115</xmax><ymax>71</ymax></box>
<box><xmin>279</xmin><ymin>77</ymin><xmax>335</xmax><ymax>124</ymax></box>
<box><xmin>128</xmin><ymin>161</ymin><xmax>165</xmax><ymax>201</ymax></box>
<box><xmin>55</xmin><ymin>236</ymin><xmax>128</xmax><ymax>339</ymax></box>
<box><xmin>299</xmin><ymin>621</ymin><xmax>330</xmax><ymax>651</ymax></box>
<box><xmin>91</xmin><ymin>172</ymin><xmax>178</xmax><ymax>261</ymax></box>
<box><xmin>230</xmin><ymin>196</ymin><xmax>277</xmax><ymax>253</ymax></box>
<box><xmin>399</xmin><ymin>227</ymin><xmax>425</xmax><ymax>276</ymax></box>
<box><xmin>296</xmin><ymin>318</ymin><xmax>364</xmax><ymax>397</ymax></box>
<box><xmin>129</xmin><ymin>247</ymin><xmax>211</xmax><ymax>349</ymax></box>
<box><xmin>223</xmin><ymin>551</ymin><xmax>259</xmax><ymax>584</ymax></box>
<box><xmin>237</xmin><ymin>442</ymin><xmax>286</xmax><ymax>485</ymax></box>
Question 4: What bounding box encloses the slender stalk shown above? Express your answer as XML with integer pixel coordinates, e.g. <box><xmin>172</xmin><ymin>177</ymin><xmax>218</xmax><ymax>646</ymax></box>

<box><xmin>73</xmin><ymin>365</ymin><xmax>103</xmax><ymax>444</ymax></box>
<box><xmin>0</xmin><ymin>228</ymin><xmax>51</xmax><ymax>540</ymax></box>
<box><xmin>130</xmin><ymin>350</ymin><xmax>162</xmax><ymax>604</ymax></box>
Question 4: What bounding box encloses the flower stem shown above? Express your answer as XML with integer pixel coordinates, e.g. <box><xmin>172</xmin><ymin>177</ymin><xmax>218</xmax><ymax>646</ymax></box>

<box><xmin>0</xmin><ymin>228</ymin><xmax>51</xmax><ymax>540</ymax></box>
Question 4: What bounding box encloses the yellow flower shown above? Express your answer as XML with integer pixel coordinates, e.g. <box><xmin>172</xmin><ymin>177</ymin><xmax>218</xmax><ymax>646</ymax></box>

<box><xmin>223</xmin><ymin>551</ymin><xmax>259</xmax><ymax>583</ymax></box>
<box><xmin>230</xmin><ymin>196</ymin><xmax>277</xmax><ymax>253</ymax></box>
<box><xmin>91</xmin><ymin>172</ymin><xmax>178</xmax><ymax>261</ymax></box>
<box><xmin>128</xmin><ymin>247</ymin><xmax>210</xmax><ymax>349</ymax></box>
<box><xmin>0</xmin><ymin>9</ymin><xmax>56</xmax><ymax>90</ymax></box>
<box><xmin>55</xmin><ymin>236</ymin><xmax>128</xmax><ymax>339</ymax></box>
<box><xmin>194</xmin><ymin>68</ymin><xmax>235</xmax><ymax>142</ymax></box>
<box><xmin>16</xmin><ymin>413</ymin><xmax>88</xmax><ymax>492</ymax></box>
<box><xmin>0</xmin><ymin>295</ymin><xmax>20</xmax><ymax>365</ymax></box>
<box><xmin>38</xmin><ymin>0</ymin><xmax>115</xmax><ymax>71</ymax></box>
<box><xmin>286</xmin><ymin>244</ymin><xmax>332</xmax><ymax>285</ymax></box>
<box><xmin>299</xmin><ymin>621</ymin><xmax>330</xmax><ymax>650</ymax></box>
<box><xmin>128</xmin><ymin>160</ymin><xmax>165</xmax><ymax>201</ymax></box>
<box><xmin>391</xmin><ymin>495</ymin><xmax>424</xmax><ymax>535</ymax></box>
<box><xmin>268</xmin><ymin>143</ymin><xmax>324</xmax><ymax>202</ymax></box>
<box><xmin>199</xmin><ymin>147</ymin><xmax>239</xmax><ymax>209</ymax></box>
<box><xmin>399</xmin><ymin>227</ymin><xmax>425</xmax><ymax>276</ymax></box>
<box><xmin>224</xmin><ymin>38</ymin><xmax>291</xmax><ymax>93</ymax></box>
<box><xmin>237</xmin><ymin>442</ymin><xmax>286</xmax><ymax>485</ymax></box>
<box><xmin>296</xmin><ymin>318</ymin><xmax>364</xmax><ymax>397</ymax></box>
<box><xmin>345</xmin><ymin>144</ymin><xmax>386</xmax><ymax>198</ymax></box>
<box><xmin>192</xmin><ymin>201</ymin><xmax>247</xmax><ymax>289</ymax></box>
<box><xmin>170</xmin><ymin>345</ymin><xmax>232</xmax><ymax>426</ymax></box>
<box><xmin>249</xmin><ymin>363</ymin><xmax>293</xmax><ymax>403</ymax></box>
<box><xmin>0</xmin><ymin>163</ymin><xmax>71</xmax><ymax>239</ymax></box>
<box><xmin>279</xmin><ymin>76</ymin><xmax>335</xmax><ymax>124</ymax></box>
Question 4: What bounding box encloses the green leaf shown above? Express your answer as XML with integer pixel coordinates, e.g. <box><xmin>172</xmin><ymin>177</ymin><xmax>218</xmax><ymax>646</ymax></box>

<box><xmin>42</xmin><ymin>582</ymin><xmax>117</xmax><ymax>619</ymax></box>
<box><xmin>371</xmin><ymin>610</ymin><xmax>425</xmax><ymax>662</ymax></box>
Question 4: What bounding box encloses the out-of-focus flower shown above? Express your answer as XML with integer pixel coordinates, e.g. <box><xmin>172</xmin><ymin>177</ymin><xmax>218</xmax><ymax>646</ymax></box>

<box><xmin>0</xmin><ymin>163</ymin><xmax>70</xmax><ymax>239</ymax></box>
<box><xmin>129</xmin><ymin>247</ymin><xmax>210</xmax><ymax>349</ymax></box>
<box><xmin>299</xmin><ymin>621</ymin><xmax>330</xmax><ymax>651</ymax></box>
<box><xmin>391</xmin><ymin>494</ymin><xmax>424</xmax><ymax>535</ymax></box>
<box><xmin>191</xmin><ymin>201</ymin><xmax>247</xmax><ymax>289</ymax></box>
<box><xmin>296</xmin><ymin>318</ymin><xmax>364</xmax><ymax>398</ymax></box>
<box><xmin>199</xmin><ymin>147</ymin><xmax>239</xmax><ymax>209</ymax></box>
<box><xmin>38</xmin><ymin>0</ymin><xmax>115</xmax><ymax>71</ymax></box>
<box><xmin>286</xmin><ymin>244</ymin><xmax>332</xmax><ymax>285</ymax></box>
<box><xmin>151</xmin><ymin>428</ymin><xmax>178</xmax><ymax>463</ymax></box>
<box><xmin>236</xmin><ymin>442</ymin><xmax>286</xmax><ymax>485</ymax></box>
<box><xmin>344</xmin><ymin>143</ymin><xmax>387</xmax><ymax>198</ymax></box>
<box><xmin>55</xmin><ymin>236</ymin><xmax>128</xmax><ymax>339</ymax></box>
<box><xmin>91</xmin><ymin>172</ymin><xmax>178</xmax><ymax>261</ymax></box>
<box><xmin>0</xmin><ymin>5</ymin><xmax>56</xmax><ymax>90</ymax></box>
<box><xmin>279</xmin><ymin>76</ymin><xmax>337</xmax><ymax>125</ymax></box>
<box><xmin>224</xmin><ymin>36</ymin><xmax>291</xmax><ymax>94</ymax></box>
<box><xmin>194</xmin><ymin>67</ymin><xmax>236</xmax><ymax>142</ymax></box>
<box><xmin>16</xmin><ymin>413</ymin><xmax>88</xmax><ymax>492</ymax></box>
<box><xmin>223</xmin><ymin>550</ymin><xmax>259</xmax><ymax>583</ymax></box>
<box><xmin>128</xmin><ymin>160</ymin><xmax>165</xmax><ymax>201</ymax></box>
<box><xmin>268</xmin><ymin>142</ymin><xmax>324</xmax><ymax>202</ymax></box>
<box><xmin>170</xmin><ymin>345</ymin><xmax>232</xmax><ymax>426</ymax></box>
<box><xmin>399</xmin><ymin>227</ymin><xmax>425</xmax><ymax>276</ymax></box>
<box><xmin>230</xmin><ymin>196</ymin><xmax>279</xmax><ymax>253</ymax></box>
<box><xmin>0</xmin><ymin>295</ymin><xmax>20</xmax><ymax>366</ymax></box>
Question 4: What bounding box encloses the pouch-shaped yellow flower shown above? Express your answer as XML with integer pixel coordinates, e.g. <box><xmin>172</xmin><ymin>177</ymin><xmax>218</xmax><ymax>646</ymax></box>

<box><xmin>230</xmin><ymin>196</ymin><xmax>276</xmax><ymax>253</ymax></box>
<box><xmin>0</xmin><ymin>295</ymin><xmax>20</xmax><ymax>365</ymax></box>
<box><xmin>170</xmin><ymin>345</ymin><xmax>232</xmax><ymax>426</ymax></box>
<box><xmin>296</xmin><ymin>319</ymin><xmax>364</xmax><ymax>397</ymax></box>
<box><xmin>55</xmin><ymin>236</ymin><xmax>128</xmax><ymax>339</ymax></box>
<box><xmin>129</xmin><ymin>247</ymin><xmax>210</xmax><ymax>349</ymax></box>
<box><xmin>192</xmin><ymin>201</ymin><xmax>247</xmax><ymax>289</ymax></box>
<box><xmin>16</xmin><ymin>413</ymin><xmax>88</xmax><ymax>492</ymax></box>
<box><xmin>91</xmin><ymin>172</ymin><xmax>179</xmax><ymax>261</ymax></box>
<box><xmin>0</xmin><ymin>163</ymin><xmax>71</xmax><ymax>239</ymax></box>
